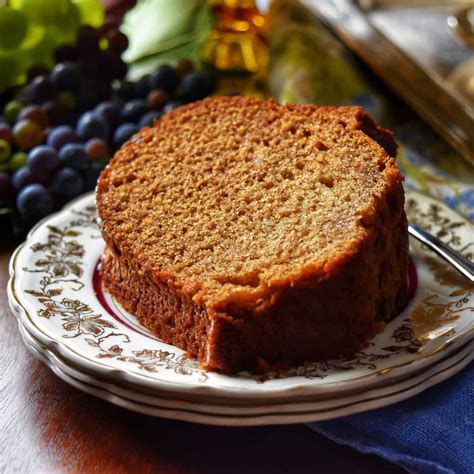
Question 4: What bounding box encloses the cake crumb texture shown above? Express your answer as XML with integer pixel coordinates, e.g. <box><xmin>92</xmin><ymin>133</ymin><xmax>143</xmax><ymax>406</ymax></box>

<box><xmin>98</xmin><ymin>96</ymin><xmax>408</xmax><ymax>373</ymax></box>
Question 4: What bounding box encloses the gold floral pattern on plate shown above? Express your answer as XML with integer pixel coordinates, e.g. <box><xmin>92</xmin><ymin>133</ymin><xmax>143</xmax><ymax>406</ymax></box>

<box><xmin>8</xmin><ymin>189</ymin><xmax>474</xmax><ymax>396</ymax></box>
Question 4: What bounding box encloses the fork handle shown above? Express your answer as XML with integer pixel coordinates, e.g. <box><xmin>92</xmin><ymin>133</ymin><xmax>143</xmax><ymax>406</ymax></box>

<box><xmin>409</xmin><ymin>224</ymin><xmax>474</xmax><ymax>283</ymax></box>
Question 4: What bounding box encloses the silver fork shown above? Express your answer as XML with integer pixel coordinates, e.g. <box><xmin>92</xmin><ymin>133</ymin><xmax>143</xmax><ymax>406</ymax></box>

<box><xmin>409</xmin><ymin>224</ymin><xmax>474</xmax><ymax>283</ymax></box>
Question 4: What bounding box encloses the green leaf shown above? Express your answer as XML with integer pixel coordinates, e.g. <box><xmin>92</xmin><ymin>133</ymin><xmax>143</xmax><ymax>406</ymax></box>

<box><xmin>122</xmin><ymin>0</ymin><xmax>214</xmax><ymax>79</ymax></box>
<box><xmin>128</xmin><ymin>40</ymin><xmax>202</xmax><ymax>81</ymax></box>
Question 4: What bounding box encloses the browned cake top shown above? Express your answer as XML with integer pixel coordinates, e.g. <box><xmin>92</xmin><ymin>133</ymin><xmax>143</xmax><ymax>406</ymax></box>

<box><xmin>97</xmin><ymin>96</ymin><xmax>401</xmax><ymax>311</ymax></box>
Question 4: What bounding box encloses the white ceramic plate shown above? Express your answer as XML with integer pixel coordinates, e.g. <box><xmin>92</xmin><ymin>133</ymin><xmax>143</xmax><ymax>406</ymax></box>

<box><xmin>8</xmin><ymin>189</ymin><xmax>474</xmax><ymax>402</ymax></box>
<box><xmin>19</xmin><ymin>319</ymin><xmax>473</xmax><ymax>426</ymax></box>
<box><xmin>18</xmin><ymin>319</ymin><xmax>473</xmax><ymax>417</ymax></box>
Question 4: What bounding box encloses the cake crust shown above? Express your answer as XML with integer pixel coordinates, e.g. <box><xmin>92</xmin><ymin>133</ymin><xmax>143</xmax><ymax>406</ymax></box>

<box><xmin>97</xmin><ymin>96</ymin><xmax>408</xmax><ymax>373</ymax></box>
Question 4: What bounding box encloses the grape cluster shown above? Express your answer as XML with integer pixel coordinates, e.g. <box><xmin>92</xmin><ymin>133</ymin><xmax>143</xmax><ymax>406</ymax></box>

<box><xmin>0</xmin><ymin>0</ymin><xmax>108</xmax><ymax>92</ymax></box>
<box><xmin>0</xmin><ymin>24</ymin><xmax>217</xmax><ymax>233</ymax></box>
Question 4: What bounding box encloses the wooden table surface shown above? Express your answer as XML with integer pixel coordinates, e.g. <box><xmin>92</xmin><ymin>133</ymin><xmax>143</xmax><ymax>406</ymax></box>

<box><xmin>0</xmin><ymin>240</ymin><xmax>404</xmax><ymax>474</ymax></box>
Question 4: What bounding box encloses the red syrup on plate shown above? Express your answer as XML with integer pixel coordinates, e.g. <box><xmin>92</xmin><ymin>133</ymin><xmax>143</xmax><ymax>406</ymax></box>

<box><xmin>93</xmin><ymin>257</ymin><xmax>419</xmax><ymax>336</ymax></box>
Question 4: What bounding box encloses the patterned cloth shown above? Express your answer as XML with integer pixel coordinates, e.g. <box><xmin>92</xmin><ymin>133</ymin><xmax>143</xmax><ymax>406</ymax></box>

<box><xmin>268</xmin><ymin>2</ymin><xmax>474</xmax><ymax>473</ymax></box>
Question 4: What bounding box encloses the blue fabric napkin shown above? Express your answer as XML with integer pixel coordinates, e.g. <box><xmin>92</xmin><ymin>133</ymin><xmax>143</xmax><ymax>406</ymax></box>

<box><xmin>308</xmin><ymin>362</ymin><xmax>474</xmax><ymax>474</ymax></box>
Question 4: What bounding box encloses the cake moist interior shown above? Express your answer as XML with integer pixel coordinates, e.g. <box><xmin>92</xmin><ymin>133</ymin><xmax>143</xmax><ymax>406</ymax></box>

<box><xmin>98</xmin><ymin>96</ymin><xmax>407</xmax><ymax>373</ymax></box>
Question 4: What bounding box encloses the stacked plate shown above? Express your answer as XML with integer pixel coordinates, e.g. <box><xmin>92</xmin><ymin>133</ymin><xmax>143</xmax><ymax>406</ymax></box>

<box><xmin>8</xmin><ymin>190</ymin><xmax>474</xmax><ymax>426</ymax></box>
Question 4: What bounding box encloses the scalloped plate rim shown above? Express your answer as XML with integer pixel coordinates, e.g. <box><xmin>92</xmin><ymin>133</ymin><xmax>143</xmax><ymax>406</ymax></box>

<box><xmin>20</xmin><ymin>321</ymin><xmax>474</xmax><ymax>426</ymax></box>
<box><xmin>19</xmin><ymin>319</ymin><xmax>474</xmax><ymax>415</ymax></box>
<box><xmin>8</xmin><ymin>189</ymin><xmax>474</xmax><ymax>400</ymax></box>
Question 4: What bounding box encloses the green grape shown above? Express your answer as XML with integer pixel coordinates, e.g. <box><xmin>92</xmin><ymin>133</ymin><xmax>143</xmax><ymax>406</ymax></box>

<box><xmin>13</xmin><ymin>119</ymin><xmax>44</xmax><ymax>151</ymax></box>
<box><xmin>72</xmin><ymin>0</ymin><xmax>104</xmax><ymax>27</ymax></box>
<box><xmin>9</xmin><ymin>151</ymin><xmax>28</xmax><ymax>171</ymax></box>
<box><xmin>10</xmin><ymin>0</ymin><xmax>71</xmax><ymax>26</ymax></box>
<box><xmin>21</xmin><ymin>0</ymin><xmax>80</xmax><ymax>43</ymax></box>
<box><xmin>57</xmin><ymin>91</ymin><xmax>76</xmax><ymax>110</ymax></box>
<box><xmin>4</xmin><ymin>101</ymin><xmax>23</xmax><ymax>124</ymax></box>
<box><xmin>54</xmin><ymin>1</ymin><xmax>81</xmax><ymax>42</ymax></box>
<box><xmin>19</xmin><ymin>22</ymin><xmax>45</xmax><ymax>50</ymax></box>
<box><xmin>19</xmin><ymin>26</ymin><xmax>48</xmax><ymax>76</ymax></box>
<box><xmin>0</xmin><ymin>139</ymin><xmax>11</xmax><ymax>164</ymax></box>
<box><xmin>0</xmin><ymin>6</ymin><xmax>27</xmax><ymax>50</ymax></box>
<box><xmin>25</xmin><ymin>31</ymin><xmax>57</xmax><ymax>69</ymax></box>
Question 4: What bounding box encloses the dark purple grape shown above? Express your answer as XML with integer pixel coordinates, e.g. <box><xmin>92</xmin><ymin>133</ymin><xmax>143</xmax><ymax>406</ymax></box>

<box><xmin>75</xmin><ymin>82</ymin><xmax>102</xmax><ymax>112</ymax></box>
<box><xmin>147</xmin><ymin>89</ymin><xmax>168</xmax><ymax>110</ymax></box>
<box><xmin>28</xmin><ymin>145</ymin><xmax>59</xmax><ymax>181</ymax></box>
<box><xmin>76</xmin><ymin>25</ymin><xmax>100</xmax><ymax>56</ymax></box>
<box><xmin>139</xmin><ymin>110</ymin><xmax>162</xmax><ymax>128</ymax></box>
<box><xmin>83</xmin><ymin>161</ymin><xmax>104</xmax><ymax>191</ymax></box>
<box><xmin>113</xmin><ymin>123</ymin><xmax>138</xmax><ymax>148</ymax></box>
<box><xmin>78</xmin><ymin>56</ymin><xmax>100</xmax><ymax>79</ymax></box>
<box><xmin>51</xmin><ymin>167</ymin><xmax>84</xmax><ymax>200</ymax></box>
<box><xmin>42</xmin><ymin>100</ymin><xmax>68</xmax><ymax>126</ymax></box>
<box><xmin>120</xmin><ymin>99</ymin><xmax>148</xmax><ymax>123</ymax></box>
<box><xmin>95</xmin><ymin>100</ymin><xmax>121</xmax><ymax>128</ymax></box>
<box><xmin>0</xmin><ymin>122</ymin><xmax>13</xmax><ymax>145</ymax></box>
<box><xmin>54</xmin><ymin>44</ymin><xmax>79</xmax><ymax>63</ymax></box>
<box><xmin>110</xmin><ymin>56</ymin><xmax>127</xmax><ymax>80</ymax></box>
<box><xmin>99</xmin><ymin>18</ymin><xmax>120</xmax><ymax>37</ymax></box>
<box><xmin>85</xmin><ymin>138</ymin><xmax>109</xmax><ymax>161</ymax></box>
<box><xmin>0</xmin><ymin>171</ymin><xmax>14</xmax><ymax>199</ymax></box>
<box><xmin>13</xmin><ymin>166</ymin><xmax>35</xmax><ymax>190</ymax></box>
<box><xmin>16</xmin><ymin>183</ymin><xmax>53</xmax><ymax>224</ymax></box>
<box><xmin>148</xmin><ymin>65</ymin><xmax>179</xmax><ymax>93</ymax></box>
<box><xmin>95</xmin><ymin>80</ymin><xmax>113</xmax><ymax>102</ymax></box>
<box><xmin>176</xmin><ymin>58</ymin><xmax>194</xmax><ymax>77</ymax></box>
<box><xmin>181</xmin><ymin>72</ymin><xmax>216</xmax><ymax>101</ymax></box>
<box><xmin>59</xmin><ymin>143</ymin><xmax>88</xmax><ymax>170</ymax></box>
<box><xmin>16</xmin><ymin>86</ymin><xmax>36</xmax><ymax>106</ymax></box>
<box><xmin>26</xmin><ymin>65</ymin><xmax>50</xmax><ymax>83</ymax></box>
<box><xmin>29</xmin><ymin>76</ymin><xmax>57</xmax><ymax>103</ymax></box>
<box><xmin>97</xmin><ymin>51</ymin><xmax>127</xmax><ymax>80</ymax></box>
<box><xmin>47</xmin><ymin>125</ymin><xmax>80</xmax><ymax>150</ymax></box>
<box><xmin>107</xmin><ymin>30</ymin><xmax>129</xmax><ymax>54</ymax></box>
<box><xmin>163</xmin><ymin>100</ymin><xmax>184</xmax><ymax>113</ymax></box>
<box><xmin>50</xmin><ymin>62</ymin><xmax>82</xmax><ymax>93</ymax></box>
<box><xmin>13</xmin><ymin>119</ymin><xmax>44</xmax><ymax>151</ymax></box>
<box><xmin>135</xmin><ymin>74</ymin><xmax>151</xmax><ymax>98</ymax></box>
<box><xmin>18</xmin><ymin>105</ymin><xmax>49</xmax><ymax>129</ymax></box>
<box><xmin>117</xmin><ymin>80</ymin><xmax>135</xmax><ymax>100</ymax></box>
<box><xmin>77</xmin><ymin>79</ymin><xmax>111</xmax><ymax>106</ymax></box>
<box><xmin>76</xmin><ymin>111</ymin><xmax>109</xmax><ymax>141</ymax></box>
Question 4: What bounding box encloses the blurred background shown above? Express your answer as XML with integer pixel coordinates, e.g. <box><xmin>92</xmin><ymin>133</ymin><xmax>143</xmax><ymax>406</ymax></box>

<box><xmin>0</xmin><ymin>0</ymin><xmax>473</xmax><ymax>238</ymax></box>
